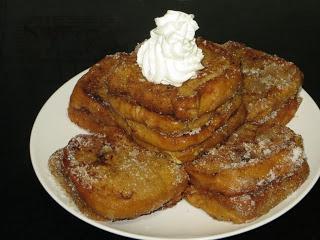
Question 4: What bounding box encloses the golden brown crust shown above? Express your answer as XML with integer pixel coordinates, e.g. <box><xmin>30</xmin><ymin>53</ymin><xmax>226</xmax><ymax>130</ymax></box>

<box><xmin>222</xmin><ymin>41</ymin><xmax>303</xmax><ymax>123</ymax></box>
<box><xmin>61</xmin><ymin>36</ymin><xmax>308</xmax><ymax>225</ymax></box>
<box><xmin>186</xmin><ymin>160</ymin><xmax>309</xmax><ymax>223</ymax></box>
<box><xmin>126</xmin><ymin>95</ymin><xmax>242</xmax><ymax>151</ymax></box>
<box><xmin>68</xmin><ymin>71</ymin><xmax>243</xmax><ymax>152</ymax></box>
<box><xmin>259</xmin><ymin>96</ymin><xmax>301</xmax><ymax>126</ymax></box>
<box><xmin>68</xmin><ymin>59</ymin><xmax>236</xmax><ymax>136</ymax></box>
<box><xmin>68</xmin><ymin>51</ymin><xmax>243</xmax><ymax>152</ymax></box>
<box><xmin>48</xmin><ymin>131</ymin><xmax>188</xmax><ymax>220</ymax></box>
<box><xmin>106</xmin><ymin>39</ymin><xmax>242</xmax><ymax>120</ymax></box>
<box><xmin>68</xmin><ymin>40</ymin><xmax>301</xmax><ymax>139</ymax></box>
<box><xmin>68</xmin><ymin>56</ymin><xmax>119</xmax><ymax>132</ymax></box>
<box><xmin>186</xmin><ymin>125</ymin><xmax>306</xmax><ymax>196</ymax></box>
<box><xmin>107</xmin><ymin>92</ymin><xmax>238</xmax><ymax>134</ymax></box>
<box><xmin>226</xmin><ymin>97</ymin><xmax>301</xmax><ymax>146</ymax></box>
<box><xmin>133</xmin><ymin>104</ymin><xmax>247</xmax><ymax>163</ymax></box>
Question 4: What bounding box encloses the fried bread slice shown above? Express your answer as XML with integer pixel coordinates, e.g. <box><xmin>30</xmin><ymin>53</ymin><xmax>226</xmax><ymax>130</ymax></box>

<box><xmin>107</xmin><ymin>91</ymin><xmax>240</xmax><ymax>134</ymax></box>
<box><xmin>68</xmin><ymin>52</ymin><xmax>242</xmax><ymax>152</ymax></box>
<box><xmin>186</xmin><ymin>125</ymin><xmax>306</xmax><ymax>196</ymax></box>
<box><xmin>222</xmin><ymin>41</ymin><xmax>303</xmax><ymax>123</ymax></box>
<box><xmin>68</xmin><ymin>55</ymin><xmax>120</xmax><ymax>133</ymax></box>
<box><xmin>48</xmin><ymin>130</ymin><xmax>188</xmax><ymax>220</ymax></box>
<box><xmin>133</xmin><ymin>104</ymin><xmax>247</xmax><ymax>163</ymax></box>
<box><xmin>253</xmin><ymin>96</ymin><xmax>301</xmax><ymax>126</ymax></box>
<box><xmin>68</xmin><ymin>45</ymin><xmax>241</xmax><ymax>135</ymax></box>
<box><xmin>126</xmin><ymin>94</ymin><xmax>242</xmax><ymax>151</ymax></box>
<box><xmin>226</xmin><ymin>96</ymin><xmax>301</xmax><ymax>146</ymax></box>
<box><xmin>186</xmin><ymin>159</ymin><xmax>309</xmax><ymax>223</ymax></box>
<box><xmin>106</xmin><ymin>38</ymin><xmax>242</xmax><ymax>120</ymax></box>
<box><xmin>132</xmin><ymin>96</ymin><xmax>296</xmax><ymax>164</ymax></box>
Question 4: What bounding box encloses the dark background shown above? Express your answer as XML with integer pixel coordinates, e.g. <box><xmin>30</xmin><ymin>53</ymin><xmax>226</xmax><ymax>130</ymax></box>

<box><xmin>3</xmin><ymin>0</ymin><xmax>320</xmax><ymax>239</ymax></box>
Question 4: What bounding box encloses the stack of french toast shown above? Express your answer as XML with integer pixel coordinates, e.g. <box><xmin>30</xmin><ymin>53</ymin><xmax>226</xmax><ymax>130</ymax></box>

<box><xmin>68</xmin><ymin>39</ymin><xmax>246</xmax><ymax>163</ymax></box>
<box><xmin>49</xmin><ymin>38</ymin><xmax>309</xmax><ymax>223</ymax></box>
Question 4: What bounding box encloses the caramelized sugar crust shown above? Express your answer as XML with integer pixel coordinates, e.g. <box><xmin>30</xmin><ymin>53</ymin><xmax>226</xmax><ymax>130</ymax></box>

<box><xmin>185</xmin><ymin>124</ymin><xmax>309</xmax><ymax>223</ymax></box>
<box><xmin>222</xmin><ymin>41</ymin><xmax>303</xmax><ymax>123</ymax></box>
<box><xmin>107</xmin><ymin>38</ymin><xmax>242</xmax><ymax>120</ymax></box>
<box><xmin>186</xmin><ymin>125</ymin><xmax>307</xmax><ymax>196</ymax></box>
<box><xmin>49</xmin><ymin>129</ymin><xmax>188</xmax><ymax>220</ymax></box>
<box><xmin>186</xmin><ymin>159</ymin><xmax>309</xmax><ymax>224</ymax></box>
<box><xmin>62</xmin><ymin>38</ymin><xmax>306</xmax><ymax>223</ymax></box>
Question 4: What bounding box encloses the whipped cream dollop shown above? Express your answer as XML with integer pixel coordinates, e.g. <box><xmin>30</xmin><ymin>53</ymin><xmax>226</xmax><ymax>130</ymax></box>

<box><xmin>137</xmin><ymin>10</ymin><xmax>204</xmax><ymax>87</ymax></box>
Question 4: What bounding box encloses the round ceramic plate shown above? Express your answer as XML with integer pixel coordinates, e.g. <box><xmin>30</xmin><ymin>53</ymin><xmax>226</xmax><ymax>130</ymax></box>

<box><xmin>30</xmin><ymin>69</ymin><xmax>320</xmax><ymax>240</ymax></box>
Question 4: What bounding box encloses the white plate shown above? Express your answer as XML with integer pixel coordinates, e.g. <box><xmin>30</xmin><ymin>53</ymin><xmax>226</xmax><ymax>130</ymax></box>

<box><xmin>30</xmin><ymin>69</ymin><xmax>320</xmax><ymax>240</ymax></box>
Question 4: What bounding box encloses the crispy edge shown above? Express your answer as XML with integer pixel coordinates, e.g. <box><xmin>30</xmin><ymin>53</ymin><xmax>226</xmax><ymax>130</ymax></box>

<box><xmin>49</xmin><ymin>134</ymin><xmax>189</xmax><ymax>221</ymax></box>
<box><xmin>186</xmin><ymin>146</ymin><xmax>305</xmax><ymax>196</ymax></box>
<box><xmin>107</xmin><ymin>93</ymin><xmax>239</xmax><ymax>134</ymax></box>
<box><xmin>227</xmin><ymin>96</ymin><xmax>301</xmax><ymax>146</ymax></box>
<box><xmin>222</xmin><ymin>41</ymin><xmax>303</xmax><ymax>123</ymax></box>
<box><xmin>254</xmin><ymin>96</ymin><xmax>301</xmax><ymax>126</ymax></box>
<box><xmin>68</xmin><ymin>56</ymin><xmax>120</xmax><ymax>132</ymax></box>
<box><xmin>107</xmin><ymin>39</ymin><xmax>242</xmax><ymax>120</ymax></box>
<box><xmin>126</xmin><ymin>95</ymin><xmax>242</xmax><ymax>151</ymax></box>
<box><xmin>186</xmin><ymin>160</ymin><xmax>309</xmax><ymax>223</ymax></box>
<box><xmin>133</xmin><ymin>104</ymin><xmax>247</xmax><ymax>163</ymax></box>
<box><xmin>48</xmin><ymin>149</ymin><xmax>105</xmax><ymax>220</ymax></box>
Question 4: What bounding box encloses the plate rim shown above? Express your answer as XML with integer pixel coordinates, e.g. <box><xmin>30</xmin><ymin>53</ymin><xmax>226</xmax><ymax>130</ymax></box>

<box><xmin>29</xmin><ymin>69</ymin><xmax>320</xmax><ymax>240</ymax></box>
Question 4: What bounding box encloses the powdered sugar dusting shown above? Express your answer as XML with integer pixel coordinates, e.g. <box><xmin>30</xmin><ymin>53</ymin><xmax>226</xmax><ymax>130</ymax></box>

<box><xmin>187</xmin><ymin>127</ymin><xmax>201</xmax><ymax>135</ymax></box>
<box><xmin>230</xmin><ymin>194</ymin><xmax>256</xmax><ymax>216</ymax></box>
<box><xmin>257</xmin><ymin>169</ymin><xmax>276</xmax><ymax>186</ymax></box>
<box><xmin>193</xmin><ymin>125</ymin><xmax>307</xmax><ymax>193</ymax></box>
<box><xmin>51</xmin><ymin>134</ymin><xmax>188</xmax><ymax>204</ymax></box>
<box><xmin>291</xmin><ymin>147</ymin><xmax>303</xmax><ymax>164</ymax></box>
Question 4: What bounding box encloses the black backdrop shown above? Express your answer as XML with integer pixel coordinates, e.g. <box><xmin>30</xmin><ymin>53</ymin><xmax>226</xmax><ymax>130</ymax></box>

<box><xmin>3</xmin><ymin>0</ymin><xmax>320</xmax><ymax>239</ymax></box>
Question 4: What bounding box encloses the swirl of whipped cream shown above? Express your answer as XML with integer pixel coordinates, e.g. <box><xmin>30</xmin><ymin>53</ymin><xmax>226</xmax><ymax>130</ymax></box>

<box><xmin>137</xmin><ymin>10</ymin><xmax>204</xmax><ymax>87</ymax></box>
